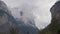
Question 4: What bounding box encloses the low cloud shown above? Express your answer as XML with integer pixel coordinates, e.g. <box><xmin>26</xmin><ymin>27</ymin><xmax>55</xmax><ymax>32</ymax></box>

<box><xmin>2</xmin><ymin>0</ymin><xmax>57</xmax><ymax>29</ymax></box>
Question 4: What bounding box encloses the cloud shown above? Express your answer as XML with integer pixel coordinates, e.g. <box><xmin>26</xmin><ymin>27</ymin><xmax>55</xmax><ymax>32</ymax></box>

<box><xmin>2</xmin><ymin>0</ymin><xmax>57</xmax><ymax>29</ymax></box>
<box><xmin>32</xmin><ymin>0</ymin><xmax>57</xmax><ymax>29</ymax></box>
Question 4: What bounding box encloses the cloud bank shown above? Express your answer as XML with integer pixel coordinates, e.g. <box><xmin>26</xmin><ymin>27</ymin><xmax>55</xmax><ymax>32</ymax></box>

<box><xmin>2</xmin><ymin>0</ymin><xmax>57</xmax><ymax>29</ymax></box>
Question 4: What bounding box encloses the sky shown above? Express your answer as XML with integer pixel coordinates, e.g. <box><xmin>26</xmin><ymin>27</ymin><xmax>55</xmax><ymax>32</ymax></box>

<box><xmin>2</xmin><ymin>0</ymin><xmax>57</xmax><ymax>29</ymax></box>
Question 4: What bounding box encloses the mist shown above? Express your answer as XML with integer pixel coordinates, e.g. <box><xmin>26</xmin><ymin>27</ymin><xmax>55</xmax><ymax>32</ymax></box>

<box><xmin>2</xmin><ymin>0</ymin><xmax>57</xmax><ymax>29</ymax></box>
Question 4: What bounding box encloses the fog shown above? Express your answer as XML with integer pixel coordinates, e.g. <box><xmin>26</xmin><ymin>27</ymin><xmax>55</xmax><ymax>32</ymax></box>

<box><xmin>2</xmin><ymin>0</ymin><xmax>57</xmax><ymax>29</ymax></box>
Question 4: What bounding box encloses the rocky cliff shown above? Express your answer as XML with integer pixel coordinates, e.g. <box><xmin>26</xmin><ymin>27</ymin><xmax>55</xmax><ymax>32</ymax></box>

<box><xmin>0</xmin><ymin>0</ymin><xmax>19</xmax><ymax>34</ymax></box>
<box><xmin>0</xmin><ymin>0</ymin><xmax>39</xmax><ymax>34</ymax></box>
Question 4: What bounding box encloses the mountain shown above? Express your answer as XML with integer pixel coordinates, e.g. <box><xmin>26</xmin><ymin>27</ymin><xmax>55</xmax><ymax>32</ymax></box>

<box><xmin>10</xmin><ymin>7</ymin><xmax>39</xmax><ymax>34</ymax></box>
<box><xmin>0</xmin><ymin>0</ymin><xmax>19</xmax><ymax>34</ymax></box>
<box><xmin>16</xmin><ymin>19</ymin><xmax>39</xmax><ymax>34</ymax></box>
<box><xmin>0</xmin><ymin>0</ymin><xmax>39</xmax><ymax>34</ymax></box>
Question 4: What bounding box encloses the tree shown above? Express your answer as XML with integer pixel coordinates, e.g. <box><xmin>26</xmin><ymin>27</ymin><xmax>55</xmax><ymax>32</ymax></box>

<box><xmin>27</xmin><ymin>31</ymin><xmax>29</xmax><ymax>34</ymax></box>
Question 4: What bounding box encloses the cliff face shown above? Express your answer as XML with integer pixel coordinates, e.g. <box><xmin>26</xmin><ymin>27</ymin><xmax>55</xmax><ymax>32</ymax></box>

<box><xmin>39</xmin><ymin>1</ymin><xmax>60</xmax><ymax>34</ymax></box>
<box><xmin>0</xmin><ymin>0</ymin><xmax>39</xmax><ymax>34</ymax></box>
<box><xmin>10</xmin><ymin>7</ymin><xmax>39</xmax><ymax>34</ymax></box>
<box><xmin>0</xmin><ymin>1</ymin><xmax>19</xmax><ymax>34</ymax></box>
